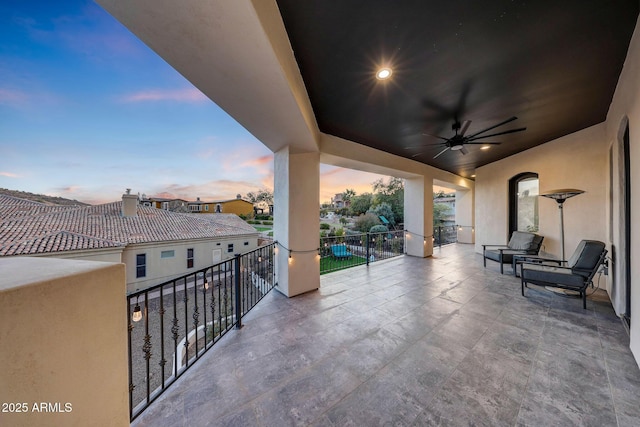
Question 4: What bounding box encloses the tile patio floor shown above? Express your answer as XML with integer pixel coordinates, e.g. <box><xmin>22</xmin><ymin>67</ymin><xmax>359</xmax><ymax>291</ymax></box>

<box><xmin>132</xmin><ymin>244</ymin><xmax>640</xmax><ymax>426</ymax></box>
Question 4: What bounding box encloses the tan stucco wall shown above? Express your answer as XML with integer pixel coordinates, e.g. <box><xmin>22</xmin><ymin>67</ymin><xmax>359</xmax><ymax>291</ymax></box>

<box><xmin>475</xmin><ymin>123</ymin><xmax>608</xmax><ymax>258</ymax></box>
<box><xmin>35</xmin><ymin>248</ymin><xmax>124</xmax><ymax>263</ymax></box>
<box><xmin>0</xmin><ymin>257</ymin><xmax>128</xmax><ymax>427</ymax></box>
<box><xmin>606</xmin><ymin>15</ymin><xmax>640</xmax><ymax>360</ymax></box>
<box><xmin>123</xmin><ymin>236</ymin><xmax>259</xmax><ymax>293</ymax></box>
<box><xmin>218</xmin><ymin>199</ymin><xmax>254</xmax><ymax>216</ymax></box>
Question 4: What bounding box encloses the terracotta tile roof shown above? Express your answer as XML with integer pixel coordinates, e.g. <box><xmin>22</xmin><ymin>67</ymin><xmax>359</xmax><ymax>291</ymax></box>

<box><xmin>0</xmin><ymin>195</ymin><xmax>75</xmax><ymax>221</ymax></box>
<box><xmin>0</xmin><ymin>231</ymin><xmax>125</xmax><ymax>256</ymax></box>
<box><xmin>0</xmin><ymin>195</ymin><xmax>258</xmax><ymax>256</ymax></box>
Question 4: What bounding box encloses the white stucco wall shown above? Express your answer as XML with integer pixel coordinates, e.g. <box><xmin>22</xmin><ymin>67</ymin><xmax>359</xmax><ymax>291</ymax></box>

<box><xmin>274</xmin><ymin>147</ymin><xmax>321</xmax><ymax>297</ymax></box>
<box><xmin>605</xmin><ymin>15</ymin><xmax>640</xmax><ymax>360</ymax></box>
<box><xmin>475</xmin><ymin>123</ymin><xmax>608</xmax><ymax>258</ymax></box>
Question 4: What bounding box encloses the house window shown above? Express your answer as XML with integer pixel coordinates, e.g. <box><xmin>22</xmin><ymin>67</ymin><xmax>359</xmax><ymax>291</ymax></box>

<box><xmin>189</xmin><ymin>205</ymin><xmax>202</xmax><ymax>212</ymax></box>
<box><xmin>187</xmin><ymin>248</ymin><xmax>194</xmax><ymax>268</ymax></box>
<box><xmin>161</xmin><ymin>250</ymin><xmax>175</xmax><ymax>258</ymax></box>
<box><xmin>136</xmin><ymin>254</ymin><xmax>146</xmax><ymax>278</ymax></box>
<box><xmin>509</xmin><ymin>173</ymin><xmax>539</xmax><ymax>233</ymax></box>
<box><xmin>227</xmin><ymin>243</ymin><xmax>234</xmax><ymax>253</ymax></box>
<box><xmin>244</xmin><ymin>241</ymin><xmax>249</xmax><ymax>246</ymax></box>
<box><xmin>204</xmin><ymin>205</ymin><xmax>209</xmax><ymax>211</ymax></box>
<box><xmin>162</xmin><ymin>202</ymin><xmax>169</xmax><ymax>210</ymax></box>
<box><xmin>216</xmin><ymin>204</ymin><xmax>222</xmax><ymax>213</ymax></box>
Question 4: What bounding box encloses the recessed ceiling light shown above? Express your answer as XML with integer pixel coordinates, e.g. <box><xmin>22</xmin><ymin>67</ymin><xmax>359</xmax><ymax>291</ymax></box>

<box><xmin>376</xmin><ymin>68</ymin><xmax>392</xmax><ymax>80</ymax></box>
<box><xmin>471</xmin><ymin>174</ymin><xmax>476</xmax><ymax>178</ymax></box>
<box><xmin>481</xmin><ymin>145</ymin><xmax>490</xmax><ymax>150</ymax></box>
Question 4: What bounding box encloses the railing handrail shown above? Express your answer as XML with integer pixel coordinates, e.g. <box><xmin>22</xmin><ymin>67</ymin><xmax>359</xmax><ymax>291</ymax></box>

<box><xmin>127</xmin><ymin>242</ymin><xmax>276</xmax><ymax>421</ymax></box>
<box><xmin>127</xmin><ymin>242</ymin><xmax>276</xmax><ymax>298</ymax></box>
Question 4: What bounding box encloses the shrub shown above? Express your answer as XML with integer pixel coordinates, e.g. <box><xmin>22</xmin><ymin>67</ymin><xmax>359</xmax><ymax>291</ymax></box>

<box><xmin>320</xmin><ymin>223</ymin><xmax>331</xmax><ymax>230</ymax></box>
<box><xmin>353</xmin><ymin>213</ymin><xmax>381</xmax><ymax>233</ymax></box>
<box><xmin>369</xmin><ymin>224</ymin><xmax>389</xmax><ymax>234</ymax></box>
<box><xmin>262</xmin><ymin>221</ymin><xmax>273</xmax><ymax>225</ymax></box>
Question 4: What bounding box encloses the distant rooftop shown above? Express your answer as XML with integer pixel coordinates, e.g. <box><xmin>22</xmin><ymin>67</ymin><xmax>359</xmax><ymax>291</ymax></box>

<box><xmin>0</xmin><ymin>195</ymin><xmax>257</xmax><ymax>256</ymax></box>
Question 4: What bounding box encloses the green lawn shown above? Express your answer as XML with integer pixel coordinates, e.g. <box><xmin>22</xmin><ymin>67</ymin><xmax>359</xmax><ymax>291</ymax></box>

<box><xmin>253</xmin><ymin>226</ymin><xmax>272</xmax><ymax>232</ymax></box>
<box><xmin>320</xmin><ymin>255</ymin><xmax>367</xmax><ymax>274</ymax></box>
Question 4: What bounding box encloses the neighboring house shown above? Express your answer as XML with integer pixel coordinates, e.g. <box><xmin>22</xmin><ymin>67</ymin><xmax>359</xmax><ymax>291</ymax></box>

<box><xmin>433</xmin><ymin>196</ymin><xmax>456</xmax><ymax>226</ymax></box>
<box><xmin>141</xmin><ymin>197</ymin><xmax>190</xmax><ymax>213</ymax></box>
<box><xmin>187</xmin><ymin>195</ymin><xmax>254</xmax><ymax>216</ymax></box>
<box><xmin>141</xmin><ymin>194</ymin><xmax>254</xmax><ymax>217</ymax></box>
<box><xmin>0</xmin><ymin>193</ymin><xmax>260</xmax><ymax>293</ymax></box>
<box><xmin>331</xmin><ymin>193</ymin><xmax>350</xmax><ymax>209</ymax></box>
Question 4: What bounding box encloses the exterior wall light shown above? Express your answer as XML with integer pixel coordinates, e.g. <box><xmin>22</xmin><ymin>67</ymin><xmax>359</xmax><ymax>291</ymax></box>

<box><xmin>132</xmin><ymin>302</ymin><xmax>142</xmax><ymax>322</ymax></box>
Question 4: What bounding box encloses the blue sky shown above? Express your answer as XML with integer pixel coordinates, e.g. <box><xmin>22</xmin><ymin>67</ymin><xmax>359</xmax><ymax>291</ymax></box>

<box><xmin>0</xmin><ymin>0</ymin><xmax>388</xmax><ymax>205</ymax></box>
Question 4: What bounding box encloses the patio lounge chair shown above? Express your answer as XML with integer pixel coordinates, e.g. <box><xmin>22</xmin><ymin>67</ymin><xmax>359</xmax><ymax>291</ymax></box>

<box><xmin>483</xmin><ymin>231</ymin><xmax>544</xmax><ymax>274</ymax></box>
<box><xmin>330</xmin><ymin>244</ymin><xmax>352</xmax><ymax>260</ymax></box>
<box><xmin>520</xmin><ymin>240</ymin><xmax>607</xmax><ymax>309</ymax></box>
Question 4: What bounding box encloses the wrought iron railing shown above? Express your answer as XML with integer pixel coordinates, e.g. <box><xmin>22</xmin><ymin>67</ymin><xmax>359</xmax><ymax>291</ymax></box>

<box><xmin>433</xmin><ymin>225</ymin><xmax>458</xmax><ymax>247</ymax></box>
<box><xmin>126</xmin><ymin>243</ymin><xmax>276</xmax><ymax>421</ymax></box>
<box><xmin>319</xmin><ymin>230</ymin><xmax>405</xmax><ymax>274</ymax></box>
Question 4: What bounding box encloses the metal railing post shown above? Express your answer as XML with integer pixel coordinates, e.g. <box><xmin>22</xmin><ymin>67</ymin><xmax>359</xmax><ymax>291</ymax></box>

<box><xmin>438</xmin><ymin>226</ymin><xmax>442</xmax><ymax>248</ymax></box>
<box><xmin>366</xmin><ymin>232</ymin><xmax>370</xmax><ymax>266</ymax></box>
<box><xmin>234</xmin><ymin>253</ymin><xmax>243</xmax><ymax>329</ymax></box>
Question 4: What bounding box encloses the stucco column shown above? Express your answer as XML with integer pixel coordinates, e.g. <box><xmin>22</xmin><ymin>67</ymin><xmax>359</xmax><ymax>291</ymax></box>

<box><xmin>456</xmin><ymin>188</ymin><xmax>475</xmax><ymax>243</ymax></box>
<box><xmin>274</xmin><ymin>147</ymin><xmax>320</xmax><ymax>297</ymax></box>
<box><xmin>404</xmin><ymin>175</ymin><xmax>434</xmax><ymax>257</ymax></box>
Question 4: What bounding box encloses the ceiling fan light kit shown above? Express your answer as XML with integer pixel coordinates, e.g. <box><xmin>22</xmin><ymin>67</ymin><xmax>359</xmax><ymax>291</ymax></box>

<box><xmin>408</xmin><ymin>116</ymin><xmax>527</xmax><ymax>159</ymax></box>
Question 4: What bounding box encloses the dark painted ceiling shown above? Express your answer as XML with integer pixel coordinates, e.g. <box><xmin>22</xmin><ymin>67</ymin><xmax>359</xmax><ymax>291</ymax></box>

<box><xmin>276</xmin><ymin>0</ymin><xmax>638</xmax><ymax>178</ymax></box>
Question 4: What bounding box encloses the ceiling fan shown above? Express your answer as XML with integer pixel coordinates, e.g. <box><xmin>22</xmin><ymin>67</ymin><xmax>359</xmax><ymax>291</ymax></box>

<box><xmin>409</xmin><ymin>116</ymin><xmax>526</xmax><ymax>159</ymax></box>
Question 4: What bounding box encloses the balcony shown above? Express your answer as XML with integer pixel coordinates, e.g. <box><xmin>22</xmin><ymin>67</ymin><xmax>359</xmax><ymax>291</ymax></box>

<box><xmin>129</xmin><ymin>244</ymin><xmax>640</xmax><ymax>426</ymax></box>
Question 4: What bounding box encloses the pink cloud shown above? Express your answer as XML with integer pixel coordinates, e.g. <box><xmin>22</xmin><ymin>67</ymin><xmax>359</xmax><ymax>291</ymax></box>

<box><xmin>0</xmin><ymin>171</ymin><xmax>20</xmax><ymax>178</ymax></box>
<box><xmin>240</xmin><ymin>155</ymin><xmax>273</xmax><ymax>168</ymax></box>
<box><xmin>149</xmin><ymin>180</ymin><xmax>266</xmax><ymax>202</ymax></box>
<box><xmin>120</xmin><ymin>88</ymin><xmax>208</xmax><ymax>103</ymax></box>
<box><xmin>0</xmin><ymin>89</ymin><xmax>30</xmax><ymax>107</ymax></box>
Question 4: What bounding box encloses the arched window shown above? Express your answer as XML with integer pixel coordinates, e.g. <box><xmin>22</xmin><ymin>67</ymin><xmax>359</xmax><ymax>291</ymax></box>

<box><xmin>509</xmin><ymin>172</ymin><xmax>539</xmax><ymax>234</ymax></box>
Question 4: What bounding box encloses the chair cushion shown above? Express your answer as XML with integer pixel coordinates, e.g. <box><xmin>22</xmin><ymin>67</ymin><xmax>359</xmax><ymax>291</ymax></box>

<box><xmin>507</xmin><ymin>231</ymin><xmax>536</xmax><ymax>250</ymax></box>
<box><xmin>522</xmin><ymin>264</ymin><xmax>586</xmax><ymax>289</ymax></box>
<box><xmin>484</xmin><ymin>249</ymin><xmax>526</xmax><ymax>263</ymax></box>
<box><xmin>567</xmin><ymin>240</ymin><xmax>606</xmax><ymax>270</ymax></box>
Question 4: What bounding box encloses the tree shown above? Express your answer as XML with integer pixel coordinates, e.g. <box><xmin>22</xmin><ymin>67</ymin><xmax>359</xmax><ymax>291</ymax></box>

<box><xmin>353</xmin><ymin>212</ymin><xmax>381</xmax><ymax>232</ymax></box>
<box><xmin>433</xmin><ymin>203</ymin><xmax>452</xmax><ymax>226</ymax></box>
<box><xmin>370</xmin><ymin>202</ymin><xmax>395</xmax><ymax>225</ymax></box>
<box><xmin>342</xmin><ymin>188</ymin><xmax>356</xmax><ymax>202</ymax></box>
<box><xmin>372</xmin><ymin>177</ymin><xmax>404</xmax><ymax>223</ymax></box>
<box><xmin>349</xmin><ymin>193</ymin><xmax>372</xmax><ymax>216</ymax></box>
<box><xmin>246</xmin><ymin>189</ymin><xmax>273</xmax><ymax>211</ymax></box>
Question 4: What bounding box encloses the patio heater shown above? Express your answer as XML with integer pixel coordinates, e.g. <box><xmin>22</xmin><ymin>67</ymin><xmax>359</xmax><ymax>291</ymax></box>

<box><xmin>540</xmin><ymin>189</ymin><xmax>585</xmax><ymax>261</ymax></box>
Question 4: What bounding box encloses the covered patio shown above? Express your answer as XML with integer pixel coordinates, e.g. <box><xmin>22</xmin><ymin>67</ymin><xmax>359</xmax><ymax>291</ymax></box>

<box><xmin>132</xmin><ymin>244</ymin><xmax>640</xmax><ymax>426</ymax></box>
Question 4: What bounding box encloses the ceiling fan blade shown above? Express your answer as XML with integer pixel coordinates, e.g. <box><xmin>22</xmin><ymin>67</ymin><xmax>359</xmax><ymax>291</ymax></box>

<box><xmin>464</xmin><ymin>141</ymin><xmax>501</xmax><ymax>145</ymax></box>
<box><xmin>460</xmin><ymin>146</ymin><xmax>469</xmax><ymax>155</ymax></box>
<box><xmin>421</xmin><ymin>133</ymin><xmax>449</xmax><ymax>141</ymax></box>
<box><xmin>467</xmin><ymin>127</ymin><xmax>526</xmax><ymax>141</ymax></box>
<box><xmin>404</xmin><ymin>142</ymin><xmax>446</xmax><ymax>149</ymax></box>
<box><xmin>466</xmin><ymin>116</ymin><xmax>518</xmax><ymax>139</ymax></box>
<box><xmin>459</xmin><ymin>120</ymin><xmax>471</xmax><ymax>136</ymax></box>
<box><xmin>433</xmin><ymin>147</ymin><xmax>450</xmax><ymax>159</ymax></box>
<box><xmin>410</xmin><ymin>152</ymin><xmax>425</xmax><ymax>158</ymax></box>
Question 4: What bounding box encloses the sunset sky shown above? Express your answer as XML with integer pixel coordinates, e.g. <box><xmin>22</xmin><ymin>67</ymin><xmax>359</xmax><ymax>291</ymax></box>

<box><xmin>0</xmin><ymin>0</ymin><xmax>390</xmax><ymax>205</ymax></box>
